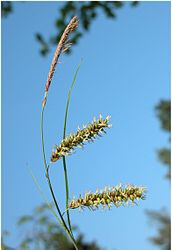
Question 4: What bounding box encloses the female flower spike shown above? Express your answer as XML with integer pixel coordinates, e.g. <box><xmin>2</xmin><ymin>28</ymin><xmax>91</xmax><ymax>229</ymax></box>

<box><xmin>69</xmin><ymin>185</ymin><xmax>146</xmax><ymax>210</ymax></box>
<box><xmin>51</xmin><ymin>115</ymin><xmax>111</xmax><ymax>162</ymax></box>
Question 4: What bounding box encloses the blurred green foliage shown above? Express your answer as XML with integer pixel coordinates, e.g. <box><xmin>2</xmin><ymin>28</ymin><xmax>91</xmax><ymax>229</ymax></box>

<box><xmin>146</xmin><ymin>210</ymin><xmax>171</xmax><ymax>250</ymax></box>
<box><xmin>156</xmin><ymin>100</ymin><xmax>171</xmax><ymax>133</ymax></box>
<box><xmin>146</xmin><ymin>100</ymin><xmax>171</xmax><ymax>250</ymax></box>
<box><xmin>1</xmin><ymin>1</ymin><xmax>13</xmax><ymax>18</ymax></box>
<box><xmin>1</xmin><ymin>1</ymin><xmax>139</xmax><ymax>56</ymax></box>
<box><xmin>1</xmin><ymin>231</ymin><xmax>15</xmax><ymax>250</ymax></box>
<box><xmin>36</xmin><ymin>1</ymin><xmax>138</xmax><ymax>56</ymax></box>
<box><xmin>2</xmin><ymin>203</ymin><xmax>101</xmax><ymax>250</ymax></box>
<box><xmin>156</xmin><ymin>100</ymin><xmax>171</xmax><ymax>179</ymax></box>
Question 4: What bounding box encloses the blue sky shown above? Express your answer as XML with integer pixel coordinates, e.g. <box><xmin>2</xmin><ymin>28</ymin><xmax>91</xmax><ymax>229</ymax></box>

<box><xmin>2</xmin><ymin>2</ymin><xmax>170</xmax><ymax>250</ymax></box>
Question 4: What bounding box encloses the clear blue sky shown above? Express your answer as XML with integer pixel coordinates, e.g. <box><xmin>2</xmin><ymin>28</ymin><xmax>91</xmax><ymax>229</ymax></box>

<box><xmin>2</xmin><ymin>2</ymin><xmax>170</xmax><ymax>250</ymax></box>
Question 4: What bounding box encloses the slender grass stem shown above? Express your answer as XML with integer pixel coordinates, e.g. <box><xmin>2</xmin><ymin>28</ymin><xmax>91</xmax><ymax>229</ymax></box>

<box><xmin>40</xmin><ymin>108</ymin><xmax>48</xmax><ymax>172</ymax></box>
<box><xmin>40</xmin><ymin>16</ymin><xmax>79</xmax><ymax>250</ymax></box>
<box><xmin>62</xmin><ymin>157</ymin><xmax>72</xmax><ymax>232</ymax></box>
<box><xmin>40</xmin><ymin>107</ymin><xmax>78</xmax><ymax>250</ymax></box>
<box><xmin>29</xmin><ymin>167</ymin><xmax>62</xmax><ymax>226</ymax></box>
<box><xmin>62</xmin><ymin>62</ymin><xmax>82</xmax><ymax>236</ymax></box>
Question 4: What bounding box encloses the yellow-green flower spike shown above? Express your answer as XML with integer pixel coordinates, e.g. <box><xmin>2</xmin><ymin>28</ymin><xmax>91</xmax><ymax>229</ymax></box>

<box><xmin>51</xmin><ymin>115</ymin><xmax>111</xmax><ymax>162</ymax></box>
<box><xmin>69</xmin><ymin>184</ymin><xmax>146</xmax><ymax>210</ymax></box>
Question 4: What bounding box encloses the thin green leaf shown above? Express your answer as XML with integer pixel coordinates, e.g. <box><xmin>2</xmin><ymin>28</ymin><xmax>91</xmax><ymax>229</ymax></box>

<box><xmin>62</xmin><ymin>61</ymin><xmax>82</xmax><ymax>235</ymax></box>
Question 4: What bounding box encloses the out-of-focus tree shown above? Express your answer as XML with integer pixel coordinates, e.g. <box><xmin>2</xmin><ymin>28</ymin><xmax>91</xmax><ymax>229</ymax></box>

<box><xmin>1</xmin><ymin>1</ymin><xmax>12</xmax><ymax>18</ymax></box>
<box><xmin>146</xmin><ymin>100</ymin><xmax>171</xmax><ymax>250</ymax></box>
<box><xmin>1</xmin><ymin>231</ymin><xmax>15</xmax><ymax>250</ymax></box>
<box><xmin>156</xmin><ymin>101</ymin><xmax>171</xmax><ymax>179</ymax></box>
<box><xmin>1</xmin><ymin>1</ymin><xmax>139</xmax><ymax>56</ymax></box>
<box><xmin>2</xmin><ymin>203</ymin><xmax>101</xmax><ymax>250</ymax></box>
<box><xmin>147</xmin><ymin>210</ymin><xmax>171</xmax><ymax>250</ymax></box>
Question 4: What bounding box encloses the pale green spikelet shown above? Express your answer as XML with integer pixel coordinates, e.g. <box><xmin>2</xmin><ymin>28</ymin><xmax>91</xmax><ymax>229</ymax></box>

<box><xmin>51</xmin><ymin>115</ymin><xmax>111</xmax><ymax>162</ymax></box>
<box><xmin>69</xmin><ymin>184</ymin><xmax>146</xmax><ymax>210</ymax></box>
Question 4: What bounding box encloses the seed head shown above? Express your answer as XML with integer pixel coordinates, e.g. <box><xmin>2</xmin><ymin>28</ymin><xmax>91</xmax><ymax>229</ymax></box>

<box><xmin>69</xmin><ymin>184</ymin><xmax>146</xmax><ymax>210</ymax></box>
<box><xmin>51</xmin><ymin>115</ymin><xmax>111</xmax><ymax>162</ymax></box>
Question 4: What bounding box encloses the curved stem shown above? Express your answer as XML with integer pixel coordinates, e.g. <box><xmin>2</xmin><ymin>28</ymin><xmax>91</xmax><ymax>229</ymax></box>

<box><xmin>62</xmin><ymin>62</ymin><xmax>82</xmax><ymax>235</ymax></box>
<box><xmin>62</xmin><ymin>157</ymin><xmax>72</xmax><ymax>232</ymax></box>
<box><xmin>40</xmin><ymin>107</ymin><xmax>78</xmax><ymax>250</ymax></box>
<box><xmin>40</xmin><ymin>108</ymin><xmax>48</xmax><ymax>172</ymax></box>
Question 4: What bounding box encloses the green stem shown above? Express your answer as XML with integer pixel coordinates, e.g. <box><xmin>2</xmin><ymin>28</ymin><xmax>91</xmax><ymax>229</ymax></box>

<box><xmin>62</xmin><ymin>62</ymin><xmax>82</xmax><ymax>235</ymax></box>
<box><xmin>62</xmin><ymin>157</ymin><xmax>72</xmax><ymax>233</ymax></box>
<box><xmin>40</xmin><ymin>108</ymin><xmax>48</xmax><ymax>172</ymax></box>
<box><xmin>40</xmin><ymin>107</ymin><xmax>78</xmax><ymax>250</ymax></box>
<box><xmin>29</xmin><ymin>166</ymin><xmax>62</xmax><ymax>226</ymax></box>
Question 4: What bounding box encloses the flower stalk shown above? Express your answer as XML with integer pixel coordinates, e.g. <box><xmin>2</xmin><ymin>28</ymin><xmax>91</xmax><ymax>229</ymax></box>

<box><xmin>38</xmin><ymin>13</ymin><xmax>147</xmax><ymax>250</ymax></box>
<box><xmin>40</xmin><ymin>16</ymin><xmax>79</xmax><ymax>250</ymax></box>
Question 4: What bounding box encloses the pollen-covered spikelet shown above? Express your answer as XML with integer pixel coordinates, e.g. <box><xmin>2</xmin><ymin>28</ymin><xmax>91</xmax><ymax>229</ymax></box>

<box><xmin>51</xmin><ymin>115</ymin><xmax>111</xmax><ymax>162</ymax></box>
<box><xmin>69</xmin><ymin>184</ymin><xmax>146</xmax><ymax>210</ymax></box>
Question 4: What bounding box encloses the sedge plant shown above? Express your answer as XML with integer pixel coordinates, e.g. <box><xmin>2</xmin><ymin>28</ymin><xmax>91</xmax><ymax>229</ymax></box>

<box><xmin>40</xmin><ymin>16</ymin><xmax>146</xmax><ymax>250</ymax></box>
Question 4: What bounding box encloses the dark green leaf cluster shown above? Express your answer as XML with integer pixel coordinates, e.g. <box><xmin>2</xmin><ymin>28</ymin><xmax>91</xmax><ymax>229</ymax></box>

<box><xmin>146</xmin><ymin>100</ymin><xmax>171</xmax><ymax>250</ymax></box>
<box><xmin>35</xmin><ymin>33</ymin><xmax>49</xmax><ymax>56</ymax></box>
<box><xmin>1</xmin><ymin>1</ymin><xmax>139</xmax><ymax>55</ymax></box>
<box><xmin>158</xmin><ymin>148</ymin><xmax>171</xmax><ymax>179</ymax></box>
<box><xmin>36</xmin><ymin>1</ymin><xmax>139</xmax><ymax>56</ymax></box>
<box><xmin>155</xmin><ymin>100</ymin><xmax>171</xmax><ymax>133</ymax></box>
<box><xmin>146</xmin><ymin>210</ymin><xmax>171</xmax><ymax>250</ymax></box>
<box><xmin>1</xmin><ymin>1</ymin><xmax>12</xmax><ymax>18</ymax></box>
<box><xmin>155</xmin><ymin>100</ymin><xmax>171</xmax><ymax>179</ymax></box>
